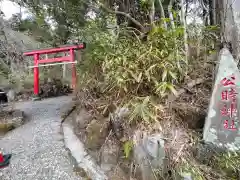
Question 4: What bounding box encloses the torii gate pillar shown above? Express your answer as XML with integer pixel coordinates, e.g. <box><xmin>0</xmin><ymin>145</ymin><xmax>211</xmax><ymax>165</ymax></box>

<box><xmin>24</xmin><ymin>43</ymin><xmax>86</xmax><ymax>96</ymax></box>
<box><xmin>33</xmin><ymin>53</ymin><xmax>40</xmax><ymax>95</ymax></box>
<box><xmin>69</xmin><ymin>48</ymin><xmax>77</xmax><ymax>90</ymax></box>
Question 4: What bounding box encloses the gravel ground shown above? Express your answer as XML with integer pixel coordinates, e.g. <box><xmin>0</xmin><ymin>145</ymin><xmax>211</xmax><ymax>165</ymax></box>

<box><xmin>0</xmin><ymin>96</ymin><xmax>82</xmax><ymax>180</ymax></box>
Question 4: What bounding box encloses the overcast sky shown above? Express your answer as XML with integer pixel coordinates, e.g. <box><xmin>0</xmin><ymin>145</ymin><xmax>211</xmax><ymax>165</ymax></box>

<box><xmin>0</xmin><ymin>0</ymin><xmax>201</xmax><ymax>24</ymax></box>
<box><xmin>0</xmin><ymin>0</ymin><xmax>28</xmax><ymax>19</ymax></box>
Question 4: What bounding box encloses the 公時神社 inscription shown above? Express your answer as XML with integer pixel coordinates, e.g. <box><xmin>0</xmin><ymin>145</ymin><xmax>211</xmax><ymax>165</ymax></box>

<box><xmin>203</xmin><ymin>48</ymin><xmax>240</xmax><ymax>151</ymax></box>
<box><xmin>220</xmin><ymin>75</ymin><xmax>239</xmax><ymax>131</ymax></box>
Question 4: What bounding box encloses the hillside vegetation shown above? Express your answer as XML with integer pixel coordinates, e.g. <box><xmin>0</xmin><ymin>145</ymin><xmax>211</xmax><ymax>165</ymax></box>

<box><xmin>0</xmin><ymin>17</ymin><xmax>49</xmax><ymax>91</ymax></box>
<box><xmin>1</xmin><ymin>0</ymin><xmax>240</xmax><ymax>179</ymax></box>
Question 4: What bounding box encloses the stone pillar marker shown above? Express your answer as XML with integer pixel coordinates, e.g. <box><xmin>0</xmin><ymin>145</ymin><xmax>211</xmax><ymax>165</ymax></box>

<box><xmin>203</xmin><ymin>48</ymin><xmax>240</xmax><ymax>151</ymax></box>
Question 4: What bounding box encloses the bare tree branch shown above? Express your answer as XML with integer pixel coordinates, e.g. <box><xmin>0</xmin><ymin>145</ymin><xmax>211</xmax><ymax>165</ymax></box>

<box><xmin>199</xmin><ymin>0</ymin><xmax>208</xmax><ymax>11</ymax></box>
<box><xmin>100</xmin><ymin>4</ymin><xmax>145</xmax><ymax>32</ymax></box>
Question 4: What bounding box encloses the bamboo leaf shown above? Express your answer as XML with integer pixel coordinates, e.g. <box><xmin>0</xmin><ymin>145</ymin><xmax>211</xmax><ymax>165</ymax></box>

<box><xmin>145</xmin><ymin>70</ymin><xmax>151</xmax><ymax>82</ymax></box>
<box><xmin>162</xmin><ymin>70</ymin><xmax>167</xmax><ymax>81</ymax></box>
<box><xmin>123</xmin><ymin>140</ymin><xmax>133</xmax><ymax>159</ymax></box>
<box><xmin>137</xmin><ymin>72</ymin><xmax>142</xmax><ymax>83</ymax></box>
<box><xmin>143</xmin><ymin>96</ymin><xmax>150</xmax><ymax>105</ymax></box>
<box><xmin>167</xmin><ymin>83</ymin><xmax>178</xmax><ymax>96</ymax></box>
<box><xmin>169</xmin><ymin>71</ymin><xmax>177</xmax><ymax>80</ymax></box>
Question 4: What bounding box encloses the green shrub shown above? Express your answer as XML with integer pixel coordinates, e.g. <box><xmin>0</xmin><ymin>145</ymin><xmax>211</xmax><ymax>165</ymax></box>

<box><xmin>102</xmin><ymin>25</ymin><xmax>186</xmax><ymax>97</ymax></box>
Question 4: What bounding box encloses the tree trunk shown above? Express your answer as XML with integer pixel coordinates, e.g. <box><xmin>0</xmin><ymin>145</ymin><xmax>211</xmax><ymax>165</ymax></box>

<box><xmin>149</xmin><ymin>0</ymin><xmax>155</xmax><ymax>25</ymax></box>
<box><xmin>168</xmin><ymin>0</ymin><xmax>175</xmax><ymax>29</ymax></box>
<box><xmin>158</xmin><ymin>0</ymin><xmax>168</xmax><ymax>29</ymax></box>
<box><xmin>180</xmin><ymin>0</ymin><xmax>188</xmax><ymax>62</ymax></box>
<box><xmin>209</xmin><ymin>0</ymin><xmax>216</xmax><ymax>25</ymax></box>
<box><xmin>214</xmin><ymin>0</ymin><xmax>240</xmax><ymax>63</ymax></box>
<box><xmin>185</xmin><ymin>0</ymin><xmax>188</xmax><ymax>21</ymax></box>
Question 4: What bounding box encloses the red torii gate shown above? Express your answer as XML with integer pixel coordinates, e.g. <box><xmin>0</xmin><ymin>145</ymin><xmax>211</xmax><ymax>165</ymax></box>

<box><xmin>23</xmin><ymin>43</ymin><xmax>86</xmax><ymax>96</ymax></box>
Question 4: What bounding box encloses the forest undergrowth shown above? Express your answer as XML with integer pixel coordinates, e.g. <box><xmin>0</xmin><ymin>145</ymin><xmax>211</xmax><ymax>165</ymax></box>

<box><xmin>73</xmin><ymin>21</ymin><xmax>240</xmax><ymax>179</ymax></box>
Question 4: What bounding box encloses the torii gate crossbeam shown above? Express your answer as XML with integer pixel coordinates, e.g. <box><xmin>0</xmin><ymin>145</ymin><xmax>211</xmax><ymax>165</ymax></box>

<box><xmin>23</xmin><ymin>43</ymin><xmax>86</xmax><ymax>96</ymax></box>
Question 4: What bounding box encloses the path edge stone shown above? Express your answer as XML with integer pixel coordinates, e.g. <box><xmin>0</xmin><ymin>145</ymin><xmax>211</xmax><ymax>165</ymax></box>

<box><xmin>62</xmin><ymin>122</ymin><xmax>108</xmax><ymax>180</ymax></box>
<box><xmin>61</xmin><ymin>102</ymin><xmax>108</xmax><ymax>180</ymax></box>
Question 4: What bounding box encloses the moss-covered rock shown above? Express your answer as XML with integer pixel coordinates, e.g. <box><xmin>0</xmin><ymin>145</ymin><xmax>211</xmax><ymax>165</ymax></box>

<box><xmin>0</xmin><ymin>122</ymin><xmax>14</xmax><ymax>132</ymax></box>
<box><xmin>0</xmin><ymin>109</ymin><xmax>24</xmax><ymax>133</ymax></box>
<box><xmin>85</xmin><ymin>117</ymin><xmax>110</xmax><ymax>150</ymax></box>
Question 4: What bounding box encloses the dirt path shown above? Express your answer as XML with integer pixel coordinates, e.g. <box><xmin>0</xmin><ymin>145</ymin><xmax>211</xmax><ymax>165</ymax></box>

<box><xmin>0</xmin><ymin>96</ymin><xmax>82</xmax><ymax>180</ymax></box>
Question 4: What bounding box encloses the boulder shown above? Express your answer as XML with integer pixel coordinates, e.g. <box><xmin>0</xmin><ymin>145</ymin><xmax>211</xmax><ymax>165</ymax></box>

<box><xmin>100</xmin><ymin>136</ymin><xmax>120</xmax><ymax>173</ymax></box>
<box><xmin>11</xmin><ymin>110</ymin><xmax>24</xmax><ymax>128</ymax></box>
<box><xmin>85</xmin><ymin>117</ymin><xmax>110</xmax><ymax>150</ymax></box>
<box><xmin>0</xmin><ymin>109</ymin><xmax>24</xmax><ymax>134</ymax></box>
<box><xmin>133</xmin><ymin>131</ymin><xmax>165</xmax><ymax>180</ymax></box>
<box><xmin>7</xmin><ymin>89</ymin><xmax>15</xmax><ymax>102</ymax></box>
<box><xmin>110</xmin><ymin>108</ymin><xmax>130</xmax><ymax>139</ymax></box>
<box><xmin>75</xmin><ymin>108</ymin><xmax>92</xmax><ymax>129</ymax></box>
